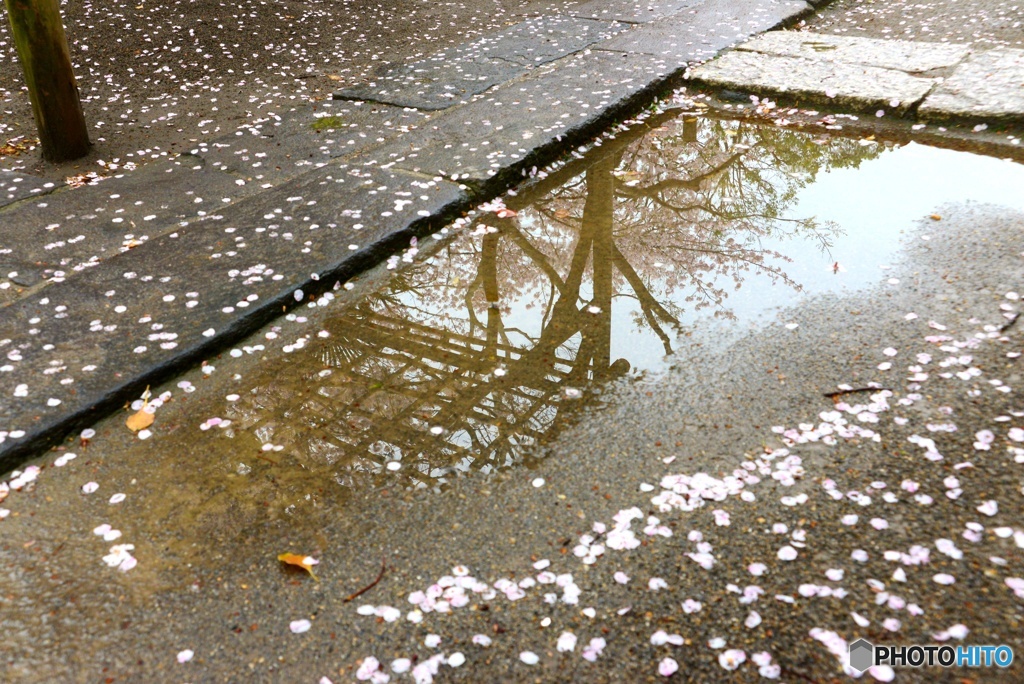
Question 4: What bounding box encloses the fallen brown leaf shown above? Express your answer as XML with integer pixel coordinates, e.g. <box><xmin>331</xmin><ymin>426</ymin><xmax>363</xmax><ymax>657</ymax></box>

<box><xmin>126</xmin><ymin>386</ymin><xmax>154</xmax><ymax>432</ymax></box>
<box><xmin>126</xmin><ymin>407</ymin><xmax>154</xmax><ymax>432</ymax></box>
<box><xmin>278</xmin><ymin>552</ymin><xmax>319</xmax><ymax>580</ymax></box>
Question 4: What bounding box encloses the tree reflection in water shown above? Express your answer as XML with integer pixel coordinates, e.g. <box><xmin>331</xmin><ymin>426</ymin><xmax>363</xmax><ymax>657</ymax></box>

<box><xmin>226</xmin><ymin>114</ymin><xmax>883</xmax><ymax>490</ymax></box>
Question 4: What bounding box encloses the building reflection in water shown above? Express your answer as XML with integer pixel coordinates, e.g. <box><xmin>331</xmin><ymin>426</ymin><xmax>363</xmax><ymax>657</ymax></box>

<box><xmin>226</xmin><ymin>113</ymin><xmax>881</xmax><ymax>490</ymax></box>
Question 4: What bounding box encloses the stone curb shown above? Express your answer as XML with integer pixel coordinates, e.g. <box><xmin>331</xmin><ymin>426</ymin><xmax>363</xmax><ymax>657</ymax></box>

<box><xmin>689</xmin><ymin>31</ymin><xmax>1024</xmax><ymax>126</ymax></box>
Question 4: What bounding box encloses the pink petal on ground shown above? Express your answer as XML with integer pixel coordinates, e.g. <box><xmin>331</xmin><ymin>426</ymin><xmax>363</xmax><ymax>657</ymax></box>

<box><xmin>659</xmin><ymin>657</ymin><xmax>679</xmax><ymax>677</ymax></box>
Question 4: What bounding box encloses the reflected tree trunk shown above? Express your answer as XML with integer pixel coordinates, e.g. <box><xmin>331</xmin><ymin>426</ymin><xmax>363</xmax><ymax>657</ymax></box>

<box><xmin>480</xmin><ymin>229</ymin><xmax>502</xmax><ymax>353</ymax></box>
<box><xmin>583</xmin><ymin>155</ymin><xmax>615</xmax><ymax>378</ymax></box>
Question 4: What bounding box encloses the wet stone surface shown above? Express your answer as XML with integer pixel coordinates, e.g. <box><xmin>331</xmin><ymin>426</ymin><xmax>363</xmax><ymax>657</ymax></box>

<box><xmin>333</xmin><ymin>16</ymin><xmax>628</xmax><ymax>110</ymax></box>
<box><xmin>691</xmin><ymin>49</ymin><xmax>936</xmax><ymax>114</ymax></box>
<box><xmin>190</xmin><ymin>102</ymin><xmax>434</xmax><ymax>187</ymax></box>
<box><xmin>919</xmin><ymin>48</ymin><xmax>1024</xmax><ymax>123</ymax></box>
<box><xmin>334</xmin><ymin>57</ymin><xmax>528</xmax><ymax>111</ymax></box>
<box><xmin>373</xmin><ymin>50</ymin><xmax>669</xmax><ymax>188</ymax></box>
<box><xmin>0</xmin><ymin>102</ymin><xmax>432</xmax><ymax>307</ymax></box>
<box><xmin>569</xmin><ymin>0</ymin><xmax>708</xmax><ymax>25</ymax></box>
<box><xmin>0</xmin><ymin>169</ymin><xmax>60</xmax><ymax>209</ymax></box>
<box><xmin>0</xmin><ymin>166</ymin><xmax>466</xmax><ymax>469</ymax></box>
<box><xmin>735</xmin><ymin>31</ymin><xmax>971</xmax><ymax>73</ymax></box>
<box><xmin>598</xmin><ymin>0</ymin><xmax>812</xmax><ymax>61</ymax></box>
<box><xmin>805</xmin><ymin>0</ymin><xmax>1024</xmax><ymax>50</ymax></box>
<box><xmin>692</xmin><ymin>29</ymin><xmax>1024</xmax><ymax>123</ymax></box>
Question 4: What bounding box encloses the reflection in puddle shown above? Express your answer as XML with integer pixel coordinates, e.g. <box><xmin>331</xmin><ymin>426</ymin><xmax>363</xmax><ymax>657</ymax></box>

<box><xmin>223</xmin><ymin>114</ymin><xmax>885</xmax><ymax>490</ymax></box>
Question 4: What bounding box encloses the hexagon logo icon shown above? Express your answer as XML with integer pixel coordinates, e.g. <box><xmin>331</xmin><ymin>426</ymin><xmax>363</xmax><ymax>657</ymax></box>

<box><xmin>849</xmin><ymin>639</ymin><xmax>874</xmax><ymax>672</ymax></box>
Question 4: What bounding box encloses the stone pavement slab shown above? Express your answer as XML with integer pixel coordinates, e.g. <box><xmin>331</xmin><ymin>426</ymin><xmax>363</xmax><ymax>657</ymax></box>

<box><xmin>366</xmin><ymin>50</ymin><xmax>669</xmax><ymax>190</ymax></box>
<box><xmin>735</xmin><ymin>30</ymin><xmax>970</xmax><ymax>73</ymax></box>
<box><xmin>691</xmin><ymin>29</ymin><xmax>1024</xmax><ymax>124</ymax></box>
<box><xmin>471</xmin><ymin>15</ymin><xmax>627</xmax><ymax>66</ymax></box>
<box><xmin>598</xmin><ymin>0</ymin><xmax>811</xmax><ymax>62</ymax></box>
<box><xmin>0</xmin><ymin>169</ymin><xmax>60</xmax><ymax>209</ymax></box>
<box><xmin>0</xmin><ymin>165</ymin><xmax>465</xmax><ymax>469</ymax></box>
<box><xmin>691</xmin><ymin>49</ymin><xmax>936</xmax><ymax>113</ymax></box>
<box><xmin>0</xmin><ymin>101</ymin><xmax>430</xmax><ymax>308</ymax></box>
<box><xmin>0</xmin><ymin>156</ymin><xmax>245</xmax><ymax>307</ymax></box>
<box><xmin>333</xmin><ymin>15</ymin><xmax>627</xmax><ymax>109</ymax></box>
<box><xmin>919</xmin><ymin>48</ymin><xmax>1024</xmax><ymax>122</ymax></box>
<box><xmin>570</xmin><ymin>0</ymin><xmax>707</xmax><ymax>24</ymax></box>
<box><xmin>187</xmin><ymin>101</ymin><xmax>431</xmax><ymax>187</ymax></box>
<box><xmin>333</xmin><ymin>57</ymin><xmax>525</xmax><ymax>111</ymax></box>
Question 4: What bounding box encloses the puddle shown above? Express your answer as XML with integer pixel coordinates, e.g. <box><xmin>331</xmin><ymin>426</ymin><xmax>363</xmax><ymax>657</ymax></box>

<box><xmin>16</xmin><ymin>112</ymin><xmax>1024</xmax><ymax>570</ymax></box>
<box><xmin>173</xmin><ymin>113</ymin><xmax>1024</xmax><ymax>492</ymax></box>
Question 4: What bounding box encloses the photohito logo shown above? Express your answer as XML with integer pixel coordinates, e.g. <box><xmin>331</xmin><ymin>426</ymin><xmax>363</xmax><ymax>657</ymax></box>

<box><xmin>848</xmin><ymin>639</ymin><xmax>1014</xmax><ymax>671</ymax></box>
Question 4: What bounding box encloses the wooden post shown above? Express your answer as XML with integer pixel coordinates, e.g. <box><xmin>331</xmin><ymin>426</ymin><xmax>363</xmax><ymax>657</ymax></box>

<box><xmin>4</xmin><ymin>0</ymin><xmax>90</xmax><ymax>162</ymax></box>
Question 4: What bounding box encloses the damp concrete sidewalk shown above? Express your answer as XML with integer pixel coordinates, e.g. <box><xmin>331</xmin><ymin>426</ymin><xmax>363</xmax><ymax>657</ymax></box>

<box><xmin>0</xmin><ymin>0</ymin><xmax>814</xmax><ymax>471</ymax></box>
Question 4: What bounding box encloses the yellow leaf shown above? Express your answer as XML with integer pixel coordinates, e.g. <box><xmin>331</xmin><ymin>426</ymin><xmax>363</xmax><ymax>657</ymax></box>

<box><xmin>278</xmin><ymin>552</ymin><xmax>320</xmax><ymax>580</ymax></box>
<box><xmin>929</xmin><ymin>214</ymin><xmax>942</xmax><ymax>221</ymax></box>
<box><xmin>126</xmin><ymin>408</ymin><xmax>154</xmax><ymax>432</ymax></box>
<box><xmin>126</xmin><ymin>388</ymin><xmax>154</xmax><ymax>432</ymax></box>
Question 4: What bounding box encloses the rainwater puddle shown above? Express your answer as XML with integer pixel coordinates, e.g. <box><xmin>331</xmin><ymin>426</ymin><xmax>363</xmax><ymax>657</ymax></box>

<box><xmin>196</xmin><ymin>113</ymin><xmax>1024</xmax><ymax>494</ymax></box>
<box><xmin>29</xmin><ymin>113</ymin><xmax>1023</xmax><ymax>570</ymax></box>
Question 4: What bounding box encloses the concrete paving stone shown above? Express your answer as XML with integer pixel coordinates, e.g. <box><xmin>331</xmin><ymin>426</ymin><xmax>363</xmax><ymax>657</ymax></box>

<box><xmin>0</xmin><ymin>103</ymin><xmax>432</xmax><ymax>310</ymax></box>
<box><xmin>363</xmin><ymin>50</ymin><xmax>670</xmax><ymax>190</ymax></box>
<box><xmin>597</xmin><ymin>0</ymin><xmax>811</xmax><ymax>62</ymax></box>
<box><xmin>334</xmin><ymin>58</ymin><xmax>526</xmax><ymax>110</ymax></box>
<box><xmin>0</xmin><ymin>169</ymin><xmax>61</xmax><ymax>209</ymax></box>
<box><xmin>736</xmin><ymin>30</ymin><xmax>971</xmax><ymax>73</ymax></box>
<box><xmin>466</xmin><ymin>15</ymin><xmax>627</xmax><ymax>66</ymax></box>
<box><xmin>919</xmin><ymin>48</ymin><xmax>1024</xmax><ymax>122</ymax></box>
<box><xmin>191</xmin><ymin>100</ymin><xmax>432</xmax><ymax>186</ymax></box>
<box><xmin>690</xmin><ymin>50</ymin><xmax>936</xmax><ymax>113</ymax></box>
<box><xmin>0</xmin><ymin>156</ymin><xmax>247</xmax><ymax>303</ymax></box>
<box><xmin>569</xmin><ymin>0</ymin><xmax>708</xmax><ymax>25</ymax></box>
<box><xmin>0</xmin><ymin>165</ymin><xmax>466</xmax><ymax>469</ymax></box>
<box><xmin>334</xmin><ymin>15</ymin><xmax>626</xmax><ymax>109</ymax></box>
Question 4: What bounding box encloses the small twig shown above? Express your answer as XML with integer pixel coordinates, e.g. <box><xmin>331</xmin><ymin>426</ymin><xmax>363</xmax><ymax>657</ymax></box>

<box><xmin>344</xmin><ymin>556</ymin><xmax>387</xmax><ymax>602</ymax></box>
<box><xmin>823</xmin><ymin>386</ymin><xmax>891</xmax><ymax>399</ymax></box>
<box><xmin>254</xmin><ymin>453</ymin><xmax>279</xmax><ymax>466</ymax></box>
<box><xmin>1000</xmin><ymin>312</ymin><xmax>1020</xmax><ymax>333</ymax></box>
